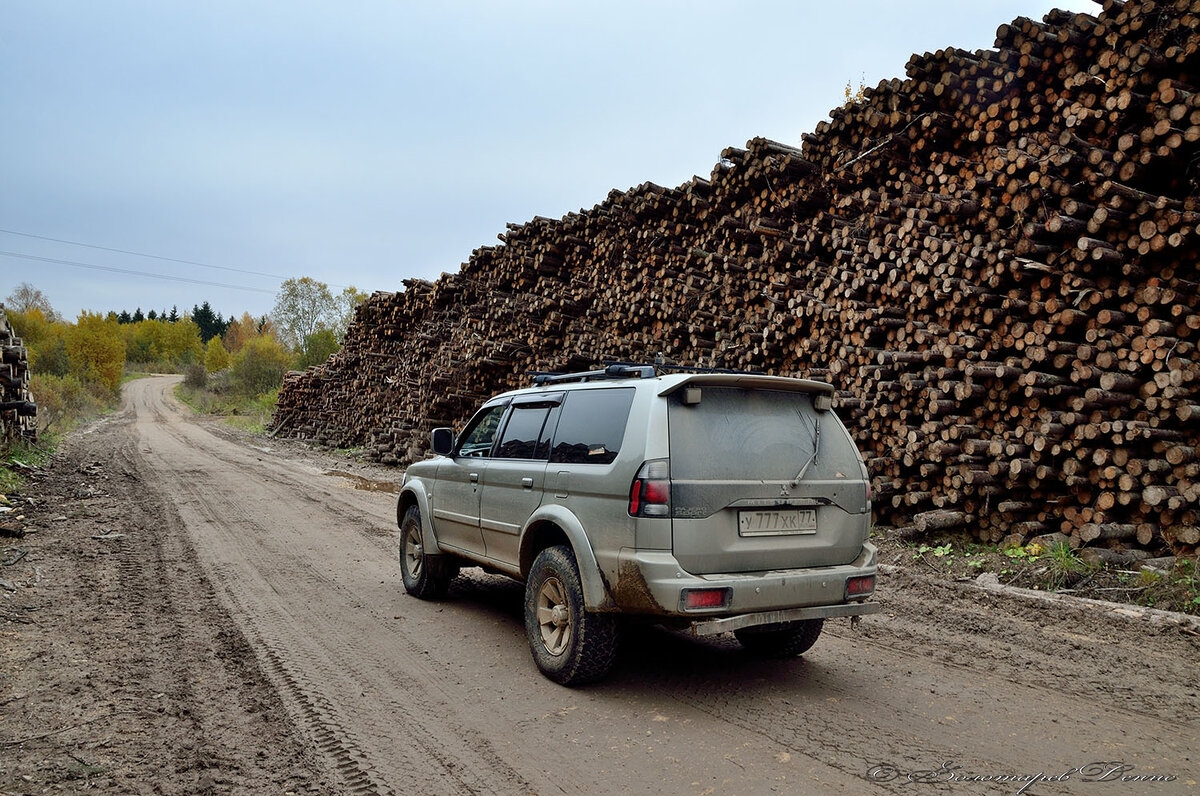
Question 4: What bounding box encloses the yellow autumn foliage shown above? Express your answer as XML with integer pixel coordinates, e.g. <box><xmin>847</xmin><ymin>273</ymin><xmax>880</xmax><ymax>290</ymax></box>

<box><xmin>204</xmin><ymin>336</ymin><xmax>231</xmax><ymax>373</ymax></box>
<box><xmin>64</xmin><ymin>312</ymin><xmax>125</xmax><ymax>393</ymax></box>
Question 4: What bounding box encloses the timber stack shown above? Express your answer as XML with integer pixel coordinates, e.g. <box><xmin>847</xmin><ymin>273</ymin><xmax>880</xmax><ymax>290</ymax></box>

<box><xmin>274</xmin><ymin>0</ymin><xmax>1200</xmax><ymax>556</ymax></box>
<box><xmin>0</xmin><ymin>306</ymin><xmax>36</xmax><ymax>444</ymax></box>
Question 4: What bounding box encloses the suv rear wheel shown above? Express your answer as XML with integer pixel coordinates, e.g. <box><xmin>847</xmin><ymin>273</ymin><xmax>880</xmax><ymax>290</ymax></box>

<box><xmin>399</xmin><ymin>505</ymin><xmax>458</xmax><ymax>599</ymax></box>
<box><xmin>734</xmin><ymin>619</ymin><xmax>823</xmax><ymax>658</ymax></box>
<box><xmin>524</xmin><ymin>545</ymin><xmax>619</xmax><ymax>685</ymax></box>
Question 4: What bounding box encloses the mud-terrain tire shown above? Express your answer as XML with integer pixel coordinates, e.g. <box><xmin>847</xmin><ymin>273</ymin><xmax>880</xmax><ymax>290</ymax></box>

<box><xmin>734</xmin><ymin>619</ymin><xmax>824</xmax><ymax>658</ymax></box>
<box><xmin>398</xmin><ymin>505</ymin><xmax>457</xmax><ymax>599</ymax></box>
<box><xmin>524</xmin><ymin>545</ymin><xmax>619</xmax><ymax>685</ymax></box>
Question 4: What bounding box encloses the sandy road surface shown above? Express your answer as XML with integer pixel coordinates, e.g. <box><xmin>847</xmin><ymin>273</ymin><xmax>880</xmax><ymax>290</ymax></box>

<box><xmin>5</xmin><ymin>375</ymin><xmax>1199</xmax><ymax>795</ymax></box>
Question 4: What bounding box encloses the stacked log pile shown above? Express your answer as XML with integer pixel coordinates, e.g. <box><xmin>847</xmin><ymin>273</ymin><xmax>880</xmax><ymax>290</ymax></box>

<box><xmin>274</xmin><ymin>0</ymin><xmax>1199</xmax><ymax>555</ymax></box>
<box><xmin>0</xmin><ymin>306</ymin><xmax>36</xmax><ymax>444</ymax></box>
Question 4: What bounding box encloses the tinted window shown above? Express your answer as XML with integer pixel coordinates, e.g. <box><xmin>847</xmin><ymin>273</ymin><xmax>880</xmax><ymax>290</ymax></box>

<box><xmin>457</xmin><ymin>404</ymin><xmax>506</xmax><ymax>458</ymax></box>
<box><xmin>668</xmin><ymin>387</ymin><xmax>820</xmax><ymax>480</ymax></box>
<box><xmin>495</xmin><ymin>405</ymin><xmax>552</xmax><ymax>460</ymax></box>
<box><xmin>550</xmin><ymin>388</ymin><xmax>634</xmax><ymax>464</ymax></box>
<box><xmin>535</xmin><ymin>404</ymin><xmax>561</xmax><ymax>460</ymax></box>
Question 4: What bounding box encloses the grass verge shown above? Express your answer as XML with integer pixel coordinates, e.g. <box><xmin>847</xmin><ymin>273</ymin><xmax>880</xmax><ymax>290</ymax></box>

<box><xmin>5</xmin><ymin>373</ymin><xmax>120</xmax><ymax>496</ymax></box>
<box><xmin>175</xmin><ymin>382</ymin><xmax>278</xmax><ymax>434</ymax></box>
<box><xmin>1</xmin><ymin>433</ymin><xmax>59</xmax><ymax>495</ymax></box>
<box><xmin>879</xmin><ymin>532</ymin><xmax>1200</xmax><ymax>616</ymax></box>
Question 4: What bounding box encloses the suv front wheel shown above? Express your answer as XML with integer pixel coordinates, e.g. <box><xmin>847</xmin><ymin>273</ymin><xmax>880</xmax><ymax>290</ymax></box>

<box><xmin>524</xmin><ymin>545</ymin><xmax>619</xmax><ymax>685</ymax></box>
<box><xmin>399</xmin><ymin>505</ymin><xmax>458</xmax><ymax>599</ymax></box>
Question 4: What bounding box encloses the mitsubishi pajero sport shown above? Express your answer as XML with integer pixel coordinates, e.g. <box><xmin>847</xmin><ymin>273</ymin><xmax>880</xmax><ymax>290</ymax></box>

<box><xmin>396</xmin><ymin>364</ymin><xmax>878</xmax><ymax>684</ymax></box>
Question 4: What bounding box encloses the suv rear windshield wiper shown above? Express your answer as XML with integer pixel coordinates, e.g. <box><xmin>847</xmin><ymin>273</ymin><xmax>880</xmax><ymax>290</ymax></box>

<box><xmin>789</xmin><ymin>406</ymin><xmax>821</xmax><ymax>488</ymax></box>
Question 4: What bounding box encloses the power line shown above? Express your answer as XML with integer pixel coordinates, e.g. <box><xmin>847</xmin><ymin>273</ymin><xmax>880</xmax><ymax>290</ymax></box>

<box><xmin>0</xmin><ymin>227</ymin><xmax>287</xmax><ymax>281</ymax></box>
<box><xmin>0</xmin><ymin>227</ymin><xmax>349</xmax><ymax>289</ymax></box>
<box><xmin>0</xmin><ymin>250</ymin><xmax>278</xmax><ymax>294</ymax></box>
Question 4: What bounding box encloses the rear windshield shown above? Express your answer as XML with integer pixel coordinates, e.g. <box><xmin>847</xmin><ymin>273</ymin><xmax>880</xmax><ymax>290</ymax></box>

<box><xmin>668</xmin><ymin>387</ymin><xmax>821</xmax><ymax>480</ymax></box>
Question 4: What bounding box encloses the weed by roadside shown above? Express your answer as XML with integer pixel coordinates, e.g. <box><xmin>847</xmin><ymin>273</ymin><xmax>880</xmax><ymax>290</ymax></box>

<box><xmin>28</xmin><ymin>373</ymin><xmax>115</xmax><ymax>435</ymax></box>
<box><xmin>174</xmin><ymin>334</ymin><xmax>290</xmax><ymax>434</ymax></box>
<box><xmin>121</xmin><ymin>369</ymin><xmax>156</xmax><ymax>383</ymax></box>
<box><xmin>6</xmin><ymin>373</ymin><xmax>112</xmax><ymax>496</ymax></box>
<box><xmin>176</xmin><ymin>378</ymin><xmax>279</xmax><ymax>434</ymax></box>
<box><xmin>1</xmin><ymin>434</ymin><xmax>57</xmax><ymax>495</ymax></box>
<box><xmin>884</xmin><ymin>532</ymin><xmax>1200</xmax><ymax>616</ymax></box>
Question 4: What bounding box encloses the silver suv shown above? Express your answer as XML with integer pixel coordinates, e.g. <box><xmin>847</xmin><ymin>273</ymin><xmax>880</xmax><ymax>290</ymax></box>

<box><xmin>397</xmin><ymin>364</ymin><xmax>878</xmax><ymax>684</ymax></box>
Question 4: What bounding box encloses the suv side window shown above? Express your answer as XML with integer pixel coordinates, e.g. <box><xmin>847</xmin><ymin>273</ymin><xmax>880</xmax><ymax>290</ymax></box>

<box><xmin>456</xmin><ymin>404</ymin><xmax>507</xmax><ymax>458</ymax></box>
<box><xmin>549</xmin><ymin>388</ymin><xmax>635</xmax><ymax>465</ymax></box>
<box><xmin>495</xmin><ymin>405</ymin><xmax>552</xmax><ymax>460</ymax></box>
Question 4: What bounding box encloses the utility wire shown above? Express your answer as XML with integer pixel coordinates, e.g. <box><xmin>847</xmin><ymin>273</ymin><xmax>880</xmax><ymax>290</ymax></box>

<box><xmin>0</xmin><ymin>227</ymin><xmax>349</xmax><ymax>289</ymax></box>
<box><xmin>0</xmin><ymin>250</ymin><xmax>278</xmax><ymax>294</ymax></box>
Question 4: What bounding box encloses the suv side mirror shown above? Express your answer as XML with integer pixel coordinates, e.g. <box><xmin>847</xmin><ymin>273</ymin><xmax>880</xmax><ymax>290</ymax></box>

<box><xmin>431</xmin><ymin>428</ymin><xmax>455</xmax><ymax>456</ymax></box>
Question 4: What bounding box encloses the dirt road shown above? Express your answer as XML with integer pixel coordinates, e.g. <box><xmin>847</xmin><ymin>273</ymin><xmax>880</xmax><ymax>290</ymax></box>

<box><xmin>3</xmin><ymin>375</ymin><xmax>1198</xmax><ymax>794</ymax></box>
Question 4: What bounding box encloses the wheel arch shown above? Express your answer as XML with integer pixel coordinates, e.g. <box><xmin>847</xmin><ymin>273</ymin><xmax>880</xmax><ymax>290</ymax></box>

<box><xmin>519</xmin><ymin>507</ymin><xmax>611</xmax><ymax>611</ymax></box>
<box><xmin>397</xmin><ymin>482</ymin><xmax>440</xmax><ymax>552</ymax></box>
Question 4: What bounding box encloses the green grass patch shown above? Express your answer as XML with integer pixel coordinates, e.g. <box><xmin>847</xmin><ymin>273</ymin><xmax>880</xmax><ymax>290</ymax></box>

<box><xmin>888</xmin><ymin>532</ymin><xmax>1199</xmax><ymax>616</ymax></box>
<box><xmin>1</xmin><ymin>433</ymin><xmax>58</xmax><ymax>495</ymax></box>
<box><xmin>120</xmin><ymin>369</ymin><xmax>156</xmax><ymax>384</ymax></box>
<box><xmin>175</xmin><ymin>382</ymin><xmax>278</xmax><ymax>434</ymax></box>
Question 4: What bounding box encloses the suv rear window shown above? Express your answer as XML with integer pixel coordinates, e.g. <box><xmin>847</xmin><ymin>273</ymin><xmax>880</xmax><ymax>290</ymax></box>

<box><xmin>550</xmin><ymin>388</ymin><xmax>634</xmax><ymax>464</ymax></box>
<box><xmin>668</xmin><ymin>387</ymin><xmax>819</xmax><ymax>480</ymax></box>
<box><xmin>495</xmin><ymin>405</ymin><xmax>553</xmax><ymax>460</ymax></box>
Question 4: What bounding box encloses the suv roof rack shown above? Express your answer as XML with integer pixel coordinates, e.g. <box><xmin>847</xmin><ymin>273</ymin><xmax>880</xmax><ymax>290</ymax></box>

<box><xmin>528</xmin><ymin>361</ymin><xmax>766</xmax><ymax>385</ymax></box>
<box><xmin>528</xmin><ymin>364</ymin><xmax>655</xmax><ymax>385</ymax></box>
<box><xmin>635</xmin><ymin>362</ymin><xmax>766</xmax><ymax>376</ymax></box>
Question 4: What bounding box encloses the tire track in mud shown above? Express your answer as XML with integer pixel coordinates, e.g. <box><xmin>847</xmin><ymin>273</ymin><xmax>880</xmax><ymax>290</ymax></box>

<box><xmin>248</xmin><ymin>624</ymin><xmax>403</xmax><ymax>796</ymax></box>
<box><xmin>134</xmin><ymin>388</ymin><xmax>412</xmax><ymax>796</ymax></box>
<box><xmin>845</xmin><ymin>567</ymin><xmax>1200</xmax><ymax>725</ymax></box>
<box><xmin>133</xmin><ymin>377</ymin><xmax>536</xmax><ymax>795</ymax></box>
<box><xmin>616</xmin><ymin>589</ymin><xmax>1200</xmax><ymax>795</ymax></box>
<box><xmin>2</xmin><ymin>406</ymin><xmax>335</xmax><ymax>793</ymax></box>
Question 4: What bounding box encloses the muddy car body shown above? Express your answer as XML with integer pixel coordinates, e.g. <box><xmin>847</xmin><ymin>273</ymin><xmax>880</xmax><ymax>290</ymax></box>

<box><xmin>397</xmin><ymin>364</ymin><xmax>878</xmax><ymax>684</ymax></box>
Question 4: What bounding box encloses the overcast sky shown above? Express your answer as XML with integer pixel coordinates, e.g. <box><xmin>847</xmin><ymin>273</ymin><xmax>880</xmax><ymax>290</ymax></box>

<box><xmin>1</xmin><ymin>1</ymin><xmax>1096</xmax><ymax>323</ymax></box>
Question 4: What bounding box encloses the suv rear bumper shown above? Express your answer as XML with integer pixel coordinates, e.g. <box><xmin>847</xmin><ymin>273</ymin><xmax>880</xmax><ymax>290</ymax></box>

<box><xmin>613</xmin><ymin>541</ymin><xmax>878</xmax><ymax>619</ymax></box>
<box><xmin>688</xmin><ymin>602</ymin><xmax>880</xmax><ymax>636</ymax></box>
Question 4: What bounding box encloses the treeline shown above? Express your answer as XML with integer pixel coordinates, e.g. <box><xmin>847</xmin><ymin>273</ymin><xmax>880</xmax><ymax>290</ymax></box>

<box><xmin>109</xmin><ymin>301</ymin><xmax>242</xmax><ymax>343</ymax></box>
<box><xmin>3</xmin><ymin>277</ymin><xmax>365</xmax><ymax>435</ymax></box>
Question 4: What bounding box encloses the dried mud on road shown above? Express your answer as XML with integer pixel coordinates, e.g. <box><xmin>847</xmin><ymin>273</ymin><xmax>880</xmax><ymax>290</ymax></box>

<box><xmin>1</xmin><ymin>403</ymin><xmax>335</xmax><ymax>794</ymax></box>
<box><xmin>3</xmin><ymin>376</ymin><xmax>1199</xmax><ymax>795</ymax></box>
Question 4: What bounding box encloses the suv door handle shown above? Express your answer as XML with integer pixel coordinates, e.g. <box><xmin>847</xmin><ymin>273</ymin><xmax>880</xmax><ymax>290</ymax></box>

<box><xmin>521</xmin><ymin>477</ymin><xmax>534</xmax><ymax>489</ymax></box>
<box><xmin>469</xmin><ymin>472</ymin><xmax>479</xmax><ymax>483</ymax></box>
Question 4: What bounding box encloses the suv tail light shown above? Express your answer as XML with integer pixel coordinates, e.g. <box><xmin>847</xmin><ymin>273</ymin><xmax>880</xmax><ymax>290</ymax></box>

<box><xmin>629</xmin><ymin>459</ymin><xmax>670</xmax><ymax>517</ymax></box>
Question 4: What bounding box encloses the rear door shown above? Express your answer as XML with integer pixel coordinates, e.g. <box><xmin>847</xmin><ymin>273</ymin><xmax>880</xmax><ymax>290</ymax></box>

<box><xmin>478</xmin><ymin>395</ymin><xmax>562</xmax><ymax>565</ymax></box>
<box><xmin>543</xmin><ymin>387</ymin><xmax>638</xmax><ymax>558</ymax></box>
<box><xmin>667</xmin><ymin>384</ymin><xmax>869</xmax><ymax>574</ymax></box>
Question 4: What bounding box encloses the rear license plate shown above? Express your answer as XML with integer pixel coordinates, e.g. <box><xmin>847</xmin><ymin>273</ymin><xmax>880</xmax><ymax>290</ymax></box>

<box><xmin>738</xmin><ymin>509</ymin><xmax>818</xmax><ymax>536</ymax></box>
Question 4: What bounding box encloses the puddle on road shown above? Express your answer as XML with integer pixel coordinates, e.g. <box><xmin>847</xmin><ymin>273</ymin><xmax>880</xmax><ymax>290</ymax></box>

<box><xmin>324</xmin><ymin>470</ymin><xmax>402</xmax><ymax>494</ymax></box>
